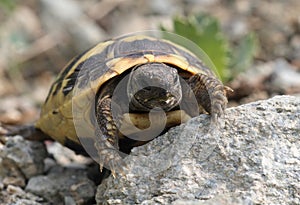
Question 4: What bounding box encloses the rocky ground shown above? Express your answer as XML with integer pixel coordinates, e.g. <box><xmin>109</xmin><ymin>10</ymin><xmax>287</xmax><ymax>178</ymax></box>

<box><xmin>0</xmin><ymin>0</ymin><xmax>300</xmax><ymax>204</ymax></box>
<box><xmin>96</xmin><ymin>95</ymin><xmax>300</xmax><ymax>204</ymax></box>
<box><xmin>0</xmin><ymin>96</ymin><xmax>299</xmax><ymax>204</ymax></box>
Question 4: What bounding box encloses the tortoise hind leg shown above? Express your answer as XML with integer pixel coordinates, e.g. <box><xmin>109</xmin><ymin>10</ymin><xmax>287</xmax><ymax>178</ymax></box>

<box><xmin>188</xmin><ymin>73</ymin><xmax>232</xmax><ymax>122</ymax></box>
<box><xmin>94</xmin><ymin>95</ymin><xmax>126</xmax><ymax>177</ymax></box>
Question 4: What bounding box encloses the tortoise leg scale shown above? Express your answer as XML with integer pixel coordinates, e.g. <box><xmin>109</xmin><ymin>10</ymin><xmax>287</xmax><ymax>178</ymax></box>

<box><xmin>95</xmin><ymin>95</ymin><xmax>126</xmax><ymax>176</ymax></box>
<box><xmin>188</xmin><ymin>73</ymin><xmax>232</xmax><ymax>123</ymax></box>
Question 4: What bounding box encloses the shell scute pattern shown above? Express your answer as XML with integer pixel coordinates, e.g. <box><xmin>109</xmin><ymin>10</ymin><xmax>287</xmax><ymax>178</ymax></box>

<box><xmin>36</xmin><ymin>35</ymin><xmax>216</xmax><ymax>146</ymax></box>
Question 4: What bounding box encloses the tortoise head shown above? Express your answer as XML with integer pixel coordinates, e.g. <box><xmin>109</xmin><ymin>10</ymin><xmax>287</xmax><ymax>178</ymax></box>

<box><xmin>128</xmin><ymin>63</ymin><xmax>182</xmax><ymax>111</ymax></box>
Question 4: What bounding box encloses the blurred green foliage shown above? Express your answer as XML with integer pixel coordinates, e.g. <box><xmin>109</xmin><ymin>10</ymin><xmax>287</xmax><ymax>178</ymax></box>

<box><xmin>161</xmin><ymin>13</ymin><xmax>258</xmax><ymax>82</ymax></box>
<box><xmin>0</xmin><ymin>0</ymin><xmax>17</xmax><ymax>12</ymax></box>
<box><xmin>229</xmin><ymin>32</ymin><xmax>258</xmax><ymax>81</ymax></box>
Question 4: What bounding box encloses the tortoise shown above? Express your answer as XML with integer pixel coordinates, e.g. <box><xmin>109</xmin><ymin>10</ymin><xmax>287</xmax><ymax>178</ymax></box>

<box><xmin>3</xmin><ymin>34</ymin><xmax>232</xmax><ymax>176</ymax></box>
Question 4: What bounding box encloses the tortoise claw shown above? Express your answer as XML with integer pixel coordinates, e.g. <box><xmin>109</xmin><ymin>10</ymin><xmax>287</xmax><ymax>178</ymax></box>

<box><xmin>99</xmin><ymin>162</ymin><xmax>104</xmax><ymax>172</ymax></box>
<box><xmin>188</xmin><ymin>73</ymin><xmax>231</xmax><ymax>124</ymax></box>
<box><xmin>211</xmin><ymin>87</ymin><xmax>228</xmax><ymax>118</ymax></box>
<box><xmin>210</xmin><ymin>84</ymin><xmax>233</xmax><ymax>129</ymax></box>
<box><xmin>108</xmin><ymin>158</ymin><xmax>128</xmax><ymax>178</ymax></box>
<box><xmin>95</xmin><ymin>140</ymin><xmax>128</xmax><ymax>177</ymax></box>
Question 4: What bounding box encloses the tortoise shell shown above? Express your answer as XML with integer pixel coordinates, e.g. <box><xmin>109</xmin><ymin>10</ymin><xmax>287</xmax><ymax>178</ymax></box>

<box><xmin>35</xmin><ymin>35</ymin><xmax>216</xmax><ymax>152</ymax></box>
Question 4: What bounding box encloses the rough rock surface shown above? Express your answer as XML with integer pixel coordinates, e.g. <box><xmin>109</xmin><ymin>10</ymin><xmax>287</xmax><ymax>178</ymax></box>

<box><xmin>0</xmin><ymin>137</ymin><xmax>97</xmax><ymax>204</ymax></box>
<box><xmin>0</xmin><ymin>136</ymin><xmax>47</xmax><ymax>187</ymax></box>
<box><xmin>25</xmin><ymin>166</ymin><xmax>96</xmax><ymax>204</ymax></box>
<box><xmin>0</xmin><ymin>95</ymin><xmax>299</xmax><ymax>204</ymax></box>
<box><xmin>96</xmin><ymin>95</ymin><xmax>300</xmax><ymax>205</ymax></box>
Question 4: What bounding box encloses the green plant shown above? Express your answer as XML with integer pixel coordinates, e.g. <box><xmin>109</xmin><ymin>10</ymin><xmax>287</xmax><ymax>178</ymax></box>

<box><xmin>0</xmin><ymin>0</ymin><xmax>17</xmax><ymax>12</ymax></box>
<box><xmin>229</xmin><ymin>32</ymin><xmax>258</xmax><ymax>81</ymax></box>
<box><xmin>161</xmin><ymin>13</ymin><xmax>258</xmax><ymax>82</ymax></box>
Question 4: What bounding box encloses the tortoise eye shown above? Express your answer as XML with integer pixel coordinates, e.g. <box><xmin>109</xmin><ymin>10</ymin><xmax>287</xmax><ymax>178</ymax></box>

<box><xmin>143</xmin><ymin>87</ymin><xmax>152</xmax><ymax>91</ymax></box>
<box><xmin>174</xmin><ymin>75</ymin><xmax>179</xmax><ymax>83</ymax></box>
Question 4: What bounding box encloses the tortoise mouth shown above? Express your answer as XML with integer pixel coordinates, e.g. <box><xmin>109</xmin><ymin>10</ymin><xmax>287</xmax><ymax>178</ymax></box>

<box><xmin>130</xmin><ymin>86</ymin><xmax>180</xmax><ymax>112</ymax></box>
<box><xmin>127</xmin><ymin>63</ymin><xmax>182</xmax><ymax>112</ymax></box>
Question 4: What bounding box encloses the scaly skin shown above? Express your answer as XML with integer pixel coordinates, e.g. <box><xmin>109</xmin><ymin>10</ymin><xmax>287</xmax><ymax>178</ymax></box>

<box><xmin>94</xmin><ymin>72</ymin><xmax>232</xmax><ymax>176</ymax></box>
<box><xmin>188</xmin><ymin>73</ymin><xmax>232</xmax><ymax>123</ymax></box>
<box><xmin>95</xmin><ymin>95</ymin><xmax>127</xmax><ymax>176</ymax></box>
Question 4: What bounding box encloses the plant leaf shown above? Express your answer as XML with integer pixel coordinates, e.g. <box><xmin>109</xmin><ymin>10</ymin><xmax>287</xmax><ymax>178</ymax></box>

<box><xmin>163</xmin><ymin>14</ymin><xmax>230</xmax><ymax>82</ymax></box>
<box><xmin>230</xmin><ymin>32</ymin><xmax>258</xmax><ymax>80</ymax></box>
<box><xmin>160</xmin><ymin>13</ymin><xmax>258</xmax><ymax>83</ymax></box>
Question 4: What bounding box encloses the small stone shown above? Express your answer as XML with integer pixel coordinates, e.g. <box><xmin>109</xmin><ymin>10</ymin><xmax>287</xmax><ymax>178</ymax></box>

<box><xmin>145</xmin><ymin>0</ymin><xmax>176</xmax><ymax>15</ymax></box>
<box><xmin>270</xmin><ymin>59</ymin><xmax>300</xmax><ymax>92</ymax></box>
<box><xmin>0</xmin><ymin>136</ymin><xmax>47</xmax><ymax>179</ymax></box>
<box><xmin>6</xmin><ymin>185</ymin><xmax>24</xmax><ymax>195</ymax></box>
<box><xmin>26</xmin><ymin>167</ymin><xmax>96</xmax><ymax>204</ymax></box>
<box><xmin>64</xmin><ymin>196</ymin><xmax>77</xmax><ymax>205</ymax></box>
<box><xmin>3</xmin><ymin>176</ymin><xmax>26</xmax><ymax>187</ymax></box>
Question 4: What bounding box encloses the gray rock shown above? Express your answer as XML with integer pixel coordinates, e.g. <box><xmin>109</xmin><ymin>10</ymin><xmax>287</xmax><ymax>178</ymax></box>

<box><xmin>230</xmin><ymin>58</ymin><xmax>300</xmax><ymax>101</ymax></box>
<box><xmin>0</xmin><ymin>136</ymin><xmax>96</xmax><ymax>204</ymax></box>
<box><xmin>0</xmin><ymin>136</ymin><xmax>47</xmax><ymax>181</ymax></box>
<box><xmin>145</xmin><ymin>0</ymin><xmax>177</xmax><ymax>15</ymax></box>
<box><xmin>96</xmin><ymin>95</ymin><xmax>300</xmax><ymax>205</ymax></box>
<box><xmin>0</xmin><ymin>184</ymin><xmax>45</xmax><ymax>205</ymax></box>
<box><xmin>25</xmin><ymin>167</ymin><xmax>96</xmax><ymax>204</ymax></box>
<box><xmin>40</xmin><ymin>0</ymin><xmax>106</xmax><ymax>52</ymax></box>
<box><xmin>270</xmin><ymin>59</ymin><xmax>300</xmax><ymax>93</ymax></box>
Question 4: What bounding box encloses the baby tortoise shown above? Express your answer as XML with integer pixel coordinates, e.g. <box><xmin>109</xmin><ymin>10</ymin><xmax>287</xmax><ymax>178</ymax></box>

<box><xmin>2</xmin><ymin>35</ymin><xmax>232</xmax><ymax>176</ymax></box>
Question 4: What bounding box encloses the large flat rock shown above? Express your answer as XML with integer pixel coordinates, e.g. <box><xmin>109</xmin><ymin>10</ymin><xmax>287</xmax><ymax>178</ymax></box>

<box><xmin>96</xmin><ymin>95</ymin><xmax>300</xmax><ymax>205</ymax></box>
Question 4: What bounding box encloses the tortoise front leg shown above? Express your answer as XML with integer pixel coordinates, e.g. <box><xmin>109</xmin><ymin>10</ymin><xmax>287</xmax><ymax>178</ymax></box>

<box><xmin>94</xmin><ymin>95</ymin><xmax>126</xmax><ymax>177</ymax></box>
<box><xmin>188</xmin><ymin>73</ymin><xmax>232</xmax><ymax>122</ymax></box>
